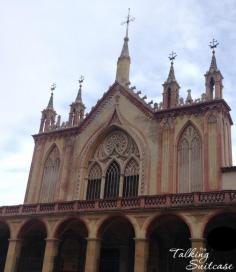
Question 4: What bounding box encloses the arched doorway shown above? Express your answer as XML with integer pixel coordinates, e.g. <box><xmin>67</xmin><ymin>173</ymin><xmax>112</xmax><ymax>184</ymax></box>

<box><xmin>204</xmin><ymin>212</ymin><xmax>236</xmax><ymax>270</ymax></box>
<box><xmin>99</xmin><ymin>216</ymin><xmax>135</xmax><ymax>272</ymax></box>
<box><xmin>147</xmin><ymin>215</ymin><xmax>191</xmax><ymax>272</ymax></box>
<box><xmin>17</xmin><ymin>219</ymin><xmax>47</xmax><ymax>272</ymax></box>
<box><xmin>0</xmin><ymin>222</ymin><xmax>10</xmax><ymax>271</ymax></box>
<box><xmin>54</xmin><ymin>218</ymin><xmax>88</xmax><ymax>272</ymax></box>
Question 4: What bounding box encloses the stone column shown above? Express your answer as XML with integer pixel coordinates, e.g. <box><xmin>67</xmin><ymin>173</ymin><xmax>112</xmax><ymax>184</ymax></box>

<box><xmin>119</xmin><ymin>174</ymin><xmax>124</xmax><ymax>197</ymax></box>
<box><xmin>190</xmin><ymin>238</ymin><xmax>206</xmax><ymax>272</ymax></box>
<box><xmin>134</xmin><ymin>238</ymin><xmax>148</xmax><ymax>272</ymax></box>
<box><xmin>84</xmin><ymin>238</ymin><xmax>101</xmax><ymax>272</ymax></box>
<box><xmin>100</xmin><ymin>176</ymin><xmax>105</xmax><ymax>199</ymax></box>
<box><xmin>42</xmin><ymin>238</ymin><xmax>60</xmax><ymax>272</ymax></box>
<box><xmin>4</xmin><ymin>239</ymin><xmax>22</xmax><ymax>272</ymax></box>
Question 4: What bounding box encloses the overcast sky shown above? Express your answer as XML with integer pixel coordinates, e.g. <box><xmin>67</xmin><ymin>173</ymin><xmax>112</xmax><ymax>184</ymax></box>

<box><xmin>0</xmin><ymin>0</ymin><xmax>236</xmax><ymax>205</ymax></box>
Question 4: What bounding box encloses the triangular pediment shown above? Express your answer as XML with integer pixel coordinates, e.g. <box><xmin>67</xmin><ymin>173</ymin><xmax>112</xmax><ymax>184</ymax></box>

<box><xmin>79</xmin><ymin>82</ymin><xmax>153</xmax><ymax>131</ymax></box>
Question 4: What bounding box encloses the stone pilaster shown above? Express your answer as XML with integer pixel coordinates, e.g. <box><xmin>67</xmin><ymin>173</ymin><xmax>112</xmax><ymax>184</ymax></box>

<box><xmin>42</xmin><ymin>238</ymin><xmax>60</xmax><ymax>272</ymax></box>
<box><xmin>134</xmin><ymin>238</ymin><xmax>148</xmax><ymax>272</ymax></box>
<box><xmin>84</xmin><ymin>238</ymin><xmax>101</xmax><ymax>272</ymax></box>
<box><xmin>4</xmin><ymin>239</ymin><xmax>22</xmax><ymax>272</ymax></box>
<box><xmin>190</xmin><ymin>238</ymin><xmax>206</xmax><ymax>272</ymax></box>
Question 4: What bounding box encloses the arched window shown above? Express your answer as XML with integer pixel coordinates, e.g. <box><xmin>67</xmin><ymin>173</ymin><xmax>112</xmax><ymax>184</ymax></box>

<box><xmin>104</xmin><ymin>161</ymin><xmax>120</xmax><ymax>199</ymax></box>
<box><xmin>167</xmin><ymin>87</ymin><xmax>171</xmax><ymax>108</ymax></box>
<box><xmin>178</xmin><ymin>125</ymin><xmax>202</xmax><ymax>193</ymax></box>
<box><xmin>40</xmin><ymin>146</ymin><xmax>60</xmax><ymax>202</ymax></box>
<box><xmin>123</xmin><ymin>159</ymin><xmax>139</xmax><ymax>197</ymax></box>
<box><xmin>86</xmin><ymin>163</ymin><xmax>102</xmax><ymax>200</ymax></box>
<box><xmin>210</xmin><ymin>77</ymin><xmax>215</xmax><ymax>99</ymax></box>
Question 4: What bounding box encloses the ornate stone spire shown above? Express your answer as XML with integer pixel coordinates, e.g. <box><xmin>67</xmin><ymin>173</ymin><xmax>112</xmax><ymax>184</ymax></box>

<box><xmin>75</xmin><ymin>75</ymin><xmax>84</xmax><ymax>103</ymax></box>
<box><xmin>162</xmin><ymin>52</ymin><xmax>180</xmax><ymax>109</ymax></box>
<box><xmin>46</xmin><ymin>83</ymin><xmax>56</xmax><ymax>110</ymax></box>
<box><xmin>165</xmin><ymin>52</ymin><xmax>177</xmax><ymax>83</ymax></box>
<box><xmin>209</xmin><ymin>50</ymin><xmax>217</xmax><ymax>71</ymax></box>
<box><xmin>209</xmin><ymin>39</ymin><xmax>218</xmax><ymax>72</ymax></box>
<box><xmin>116</xmin><ymin>9</ymin><xmax>134</xmax><ymax>86</ymax></box>
<box><xmin>39</xmin><ymin>83</ymin><xmax>57</xmax><ymax>132</ymax></box>
<box><xmin>69</xmin><ymin>76</ymin><xmax>86</xmax><ymax>126</ymax></box>
<box><xmin>205</xmin><ymin>39</ymin><xmax>223</xmax><ymax>99</ymax></box>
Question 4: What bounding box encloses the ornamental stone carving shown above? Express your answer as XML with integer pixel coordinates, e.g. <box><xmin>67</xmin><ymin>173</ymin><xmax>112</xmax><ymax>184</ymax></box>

<box><xmin>94</xmin><ymin>130</ymin><xmax>140</xmax><ymax>163</ymax></box>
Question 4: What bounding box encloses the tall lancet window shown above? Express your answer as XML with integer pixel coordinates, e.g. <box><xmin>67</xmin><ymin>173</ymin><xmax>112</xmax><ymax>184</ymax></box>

<box><xmin>86</xmin><ymin>163</ymin><xmax>102</xmax><ymax>200</ymax></box>
<box><xmin>123</xmin><ymin>159</ymin><xmax>139</xmax><ymax>197</ymax></box>
<box><xmin>40</xmin><ymin>146</ymin><xmax>60</xmax><ymax>202</ymax></box>
<box><xmin>210</xmin><ymin>77</ymin><xmax>215</xmax><ymax>99</ymax></box>
<box><xmin>104</xmin><ymin>161</ymin><xmax>120</xmax><ymax>199</ymax></box>
<box><xmin>178</xmin><ymin>125</ymin><xmax>203</xmax><ymax>193</ymax></box>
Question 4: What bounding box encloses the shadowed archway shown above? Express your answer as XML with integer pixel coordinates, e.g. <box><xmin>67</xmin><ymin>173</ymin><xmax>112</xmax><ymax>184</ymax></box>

<box><xmin>54</xmin><ymin>218</ymin><xmax>88</xmax><ymax>272</ymax></box>
<box><xmin>17</xmin><ymin>219</ymin><xmax>47</xmax><ymax>272</ymax></box>
<box><xmin>147</xmin><ymin>215</ymin><xmax>191</xmax><ymax>272</ymax></box>
<box><xmin>0</xmin><ymin>222</ymin><xmax>10</xmax><ymax>271</ymax></box>
<box><xmin>204</xmin><ymin>212</ymin><xmax>236</xmax><ymax>270</ymax></box>
<box><xmin>98</xmin><ymin>216</ymin><xmax>135</xmax><ymax>272</ymax></box>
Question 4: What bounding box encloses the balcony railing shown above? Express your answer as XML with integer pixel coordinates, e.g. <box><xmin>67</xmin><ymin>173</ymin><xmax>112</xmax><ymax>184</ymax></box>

<box><xmin>0</xmin><ymin>190</ymin><xmax>236</xmax><ymax>217</ymax></box>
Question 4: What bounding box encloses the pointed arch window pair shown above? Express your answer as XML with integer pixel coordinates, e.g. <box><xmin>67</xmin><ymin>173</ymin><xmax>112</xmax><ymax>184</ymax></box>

<box><xmin>86</xmin><ymin>158</ymin><xmax>139</xmax><ymax>200</ymax></box>
<box><xmin>177</xmin><ymin>124</ymin><xmax>203</xmax><ymax>193</ymax></box>
<box><xmin>40</xmin><ymin>146</ymin><xmax>60</xmax><ymax>202</ymax></box>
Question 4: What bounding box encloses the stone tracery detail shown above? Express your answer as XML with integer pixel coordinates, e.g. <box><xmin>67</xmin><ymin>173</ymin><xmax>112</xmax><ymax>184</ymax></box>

<box><xmin>178</xmin><ymin>124</ymin><xmax>203</xmax><ymax>193</ymax></box>
<box><xmin>94</xmin><ymin>130</ymin><xmax>140</xmax><ymax>163</ymax></box>
<box><xmin>40</xmin><ymin>146</ymin><xmax>60</xmax><ymax>202</ymax></box>
<box><xmin>87</xmin><ymin>129</ymin><xmax>140</xmax><ymax>199</ymax></box>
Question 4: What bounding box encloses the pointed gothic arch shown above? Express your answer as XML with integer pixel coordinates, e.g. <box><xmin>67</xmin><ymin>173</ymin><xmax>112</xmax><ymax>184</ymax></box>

<box><xmin>177</xmin><ymin>123</ymin><xmax>203</xmax><ymax>193</ymax></box>
<box><xmin>86</xmin><ymin>163</ymin><xmax>102</xmax><ymax>200</ymax></box>
<box><xmin>123</xmin><ymin>158</ymin><xmax>139</xmax><ymax>197</ymax></box>
<box><xmin>210</xmin><ymin>77</ymin><xmax>215</xmax><ymax>99</ymax></box>
<box><xmin>104</xmin><ymin>160</ymin><xmax>121</xmax><ymax>199</ymax></box>
<box><xmin>40</xmin><ymin>144</ymin><xmax>60</xmax><ymax>202</ymax></box>
<box><xmin>77</xmin><ymin>113</ymin><xmax>149</xmax><ymax>199</ymax></box>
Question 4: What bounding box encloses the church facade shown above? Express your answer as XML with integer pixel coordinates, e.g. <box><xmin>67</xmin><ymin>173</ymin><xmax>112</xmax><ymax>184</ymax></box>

<box><xmin>0</xmin><ymin>15</ymin><xmax>236</xmax><ymax>272</ymax></box>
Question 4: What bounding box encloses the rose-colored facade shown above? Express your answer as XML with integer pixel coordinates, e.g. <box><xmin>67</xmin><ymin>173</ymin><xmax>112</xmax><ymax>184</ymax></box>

<box><xmin>0</xmin><ymin>30</ymin><xmax>236</xmax><ymax>272</ymax></box>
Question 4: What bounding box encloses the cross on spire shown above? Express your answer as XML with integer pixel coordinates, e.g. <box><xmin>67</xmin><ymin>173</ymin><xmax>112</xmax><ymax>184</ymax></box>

<box><xmin>76</xmin><ymin>75</ymin><xmax>84</xmax><ymax>102</ymax></box>
<box><xmin>121</xmin><ymin>8</ymin><xmax>135</xmax><ymax>39</ymax></box>
<box><xmin>78</xmin><ymin>75</ymin><xmax>84</xmax><ymax>89</ymax></box>
<box><xmin>209</xmin><ymin>39</ymin><xmax>219</xmax><ymax>53</ymax></box>
<box><xmin>169</xmin><ymin>51</ymin><xmax>177</xmax><ymax>64</ymax></box>
<box><xmin>47</xmin><ymin>83</ymin><xmax>56</xmax><ymax>110</ymax></box>
<box><xmin>50</xmin><ymin>83</ymin><xmax>56</xmax><ymax>93</ymax></box>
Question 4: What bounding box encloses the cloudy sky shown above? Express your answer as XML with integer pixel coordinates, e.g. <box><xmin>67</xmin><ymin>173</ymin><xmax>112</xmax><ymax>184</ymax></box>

<box><xmin>0</xmin><ymin>0</ymin><xmax>236</xmax><ymax>205</ymax></box>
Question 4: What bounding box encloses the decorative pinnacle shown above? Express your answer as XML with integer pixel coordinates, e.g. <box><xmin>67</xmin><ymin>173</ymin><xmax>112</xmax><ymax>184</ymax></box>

<box><xmin>78</xmin><ymin>75</ymin><xmax>84</xmax><ymax>89</ymax></box>
<box><xmin>47</xmin><ymin>83</ymin><xmax>56</xmax><ymax>110</ymax></box>
<box><xmin>76</xmin><ymin>75</ymin><xmax>84</xmax><ymax>102</ymax></box>
<box><xmin>166</xmin><ymin>52</ymin><xmax>177</xmax><ymax>83</ymax></box>
<box><xmin>121</xmin><ymin>8</ymin><xmax>135</xmax><ymax>39</ymax></box>
<box><xmin>209</xmin><ymin>39</ymin><xmax>219</xmax><ymax>71</ymax></box>
<box><xmin>169</xmin><ymin>51</ymin><xmax>177</xmax><ymax>64</ymax></box>
<box><xmin>50</xmin><ymin>83</ymin><xmax>56</xmax><ymax>92</ymax></box>
<box><xmin>209</xmin><ymin>38</ymin><xmax>219</xmax><ymax>53</ymax></box>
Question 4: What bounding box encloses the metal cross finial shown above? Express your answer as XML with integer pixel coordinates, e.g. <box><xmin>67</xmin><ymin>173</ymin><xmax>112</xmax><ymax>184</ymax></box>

<box><xmin>78</xmin><ymin>75</ymin><xmax>84</xmax><ymax>89</ymax></box>
<box><xmin>209</xmin><ymin>39</ymin><xmax>219</xmax><ymax>52</ymax></box>
<box><xmin>121</xmin><ymin>8</ymin><xmax>135</xmax><ymax>38</ymax></box>
<box><xmin>50</xmin><ymin>83</ymin><xmax>56</xmax><ymax>93</ymax></box>
<box><xmin>169</xmin><ymin>51</ymin><xmax>177</xmax><ymax>63</ymax></box>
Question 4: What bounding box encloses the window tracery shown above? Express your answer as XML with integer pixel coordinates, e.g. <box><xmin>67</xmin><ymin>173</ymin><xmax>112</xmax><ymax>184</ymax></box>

<box><xmin>40</xmin><ymin>146</ymin><xmax>60</xmax><ymax>202</ymax></box>
<box><xmin>86</xmin><ymin>129</ymin><xmax>140</xmax><ymax>199</ymax></box>
<box><xmin>86</xmin><ymin>163</ymin><xmax>102</xmax><ymax>200</ymax></box>
<box><xmin>178</xmin><ymin>125</ymin><xmax>203</xmax><ymax>193</ymax></box>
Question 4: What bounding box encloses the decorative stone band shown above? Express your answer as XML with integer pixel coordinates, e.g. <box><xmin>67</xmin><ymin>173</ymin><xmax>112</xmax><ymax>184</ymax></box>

<box><xmin>1</xmin><ymin>190</ymin><xmax>236</xmax><ymax>217</ymax></box>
